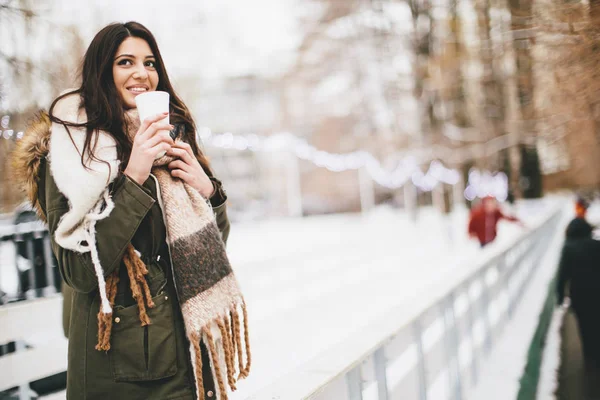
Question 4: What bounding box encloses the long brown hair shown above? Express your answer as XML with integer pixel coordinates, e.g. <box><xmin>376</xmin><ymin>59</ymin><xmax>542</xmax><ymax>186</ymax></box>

<box><xmin>49</xmin><ymin>21</ymin><xmax>211</xmax><ymax>175</ymax></box>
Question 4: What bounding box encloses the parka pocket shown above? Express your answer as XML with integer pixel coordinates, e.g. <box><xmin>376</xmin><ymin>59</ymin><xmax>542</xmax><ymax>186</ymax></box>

<box><xmin>109</xmin><ymin>291</ymin><xmax>178</xmax><ymax>382</ymax></box>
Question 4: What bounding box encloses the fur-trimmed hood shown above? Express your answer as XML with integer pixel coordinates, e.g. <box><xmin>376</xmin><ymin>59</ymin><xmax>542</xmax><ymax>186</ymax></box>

<box><xmin>11</xmin><ymin>111</ymin><xmax>52</xmax><ymax>223</ymax></box>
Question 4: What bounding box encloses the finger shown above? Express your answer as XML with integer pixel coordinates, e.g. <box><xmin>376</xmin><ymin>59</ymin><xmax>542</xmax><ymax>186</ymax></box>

<box><xmin>145</xmin><ymin>131</ymin><xmax>175</xmax><ymax>149</ymax></box>
<box><xmin>171</xmin><ymin>141</ymin><xmax>195</xmax><ymax>160</ymax></box>
<box><xmin>166</xmin><ymin>147</ymin><xmax>195</xmax><ymax>164</ymax></box>
<box><xmin>170</xmin><ymin>168</ymin><xmax>192</xmax><ymax>182</ymax></box>
<box><xmin>168</xmin><ymin>159</ymin><xmax>190</xmax><ymax>172</ymax></box>
<box><xmin>148</xmin><ymin>142</ymin><xmax>172</xmax><ymax>158</ymax></box>
<box><xmin>137</xmin><ymin>112</ymin><xmax>169</xmax><ymax>137</ymax></box>
<box><xmin>143</xmin><ymin>121</ymin><xmax>174</xmax><ymax>140</ymax></box>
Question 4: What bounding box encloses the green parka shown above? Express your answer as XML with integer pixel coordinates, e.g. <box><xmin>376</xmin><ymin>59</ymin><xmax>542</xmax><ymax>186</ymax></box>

<box><xmin>14</xmin><ymin>113</ymin><xmax>230</xmax><ymax>400</ymax></box>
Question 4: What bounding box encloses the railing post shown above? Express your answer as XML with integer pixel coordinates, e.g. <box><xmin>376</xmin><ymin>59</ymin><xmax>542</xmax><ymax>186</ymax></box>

<box><xmin>413</xmin><ymin>318</ymin><xmax>428</xmax><ymax>400</ymax></box>
<box><xmin>500</xmin><ymin>253</ymin><xmax>513</xmax><ymax>321</ymax></box>
<box><xmin>479</xmin><ymin>271</ymin><xmax>492</xmax><ymax>355</ymax></box>
<box><xmin>444</xmin><ymin>294</ymin><xmax>463</xmax><ymax>400</ymax></box>
<box><xmin>466</xmin><ymin>280</ymin><xmax>478</xmax><ymax>386</ymax></box>
<box><xmin>347</xmin><ymin>365</ymin><xmax>363</xmax><ymax>400</ymax></box>
<box><xmin>25</xmin><ymin>237</ymin><xmax>37</xmax><ymax>300</ymax></box>
<box><xmin>42</xmin><ymin>234</ymin><xmax>57</xmax><ymax>296</ymax></box>
<box><xmin>14</xmin><ymin>232</ymin><xmax>24</xmax><ymax>298</ymax></box>
<box><xmin>373</xmin><ymin>348</ymin><xmax>389</xmax><ymax>400</ymax></box>
<box><xmin>16</xmin><ymin>340</ymin><xmax>34</xmax><ymax>400</ymax></box>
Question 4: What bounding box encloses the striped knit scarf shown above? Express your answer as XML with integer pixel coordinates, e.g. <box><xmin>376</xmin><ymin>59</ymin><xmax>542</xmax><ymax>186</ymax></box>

<box><xmin>150</xmin><ymin>153</ymin><xmax>251</xmax><ymax>399</ymax></box>
<box><xmin>47</xmin><ymin>94</ymin><xmax>250</xmax><ymax>400</ymax></box>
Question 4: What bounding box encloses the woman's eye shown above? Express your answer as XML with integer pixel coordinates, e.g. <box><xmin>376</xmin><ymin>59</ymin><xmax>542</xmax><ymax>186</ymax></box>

<box><xmin>117</xmin><ymin>59</ymin><xmax>133</xmax><ymax>66</ymax></box>
<box><xmin>145</xmin><ymin>60</ymin><xmax>156</xmax><ymax>68</ymax></box>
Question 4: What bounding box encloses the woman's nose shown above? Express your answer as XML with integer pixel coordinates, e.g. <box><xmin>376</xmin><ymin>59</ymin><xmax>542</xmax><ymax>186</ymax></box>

<box><xmin>133</xmin><ymin>63</ymin><xmax>148</xmax><ymax>79</ymax></box>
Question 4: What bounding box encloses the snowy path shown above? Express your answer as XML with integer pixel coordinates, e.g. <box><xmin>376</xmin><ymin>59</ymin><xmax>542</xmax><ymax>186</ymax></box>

<box><xmin>226</xmin><ymin>201</ymin><xmax>554</xmax><ymax>399</ymax></box>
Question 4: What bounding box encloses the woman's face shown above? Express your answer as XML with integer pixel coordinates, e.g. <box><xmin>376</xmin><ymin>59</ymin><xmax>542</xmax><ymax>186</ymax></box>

<box><xmin>112</xmin><ymin>37</ymin><xmax>159</xmax><ymax>109</ymax></box>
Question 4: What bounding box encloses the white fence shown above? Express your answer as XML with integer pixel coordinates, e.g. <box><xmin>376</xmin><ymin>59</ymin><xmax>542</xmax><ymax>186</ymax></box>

<box><xmin>0</xmin><ymin>222</ymin><xmax>66</xmax><ymax>399</ymax></box>
<box><xmin>250</xmin><ymin>206</ymin><xmax>563</xmax><ymax>400</ymax></box>
<box><xmin>0</xmin><ymin>296</ymin><xmax>67</xmax><ymax>395</ymax></box>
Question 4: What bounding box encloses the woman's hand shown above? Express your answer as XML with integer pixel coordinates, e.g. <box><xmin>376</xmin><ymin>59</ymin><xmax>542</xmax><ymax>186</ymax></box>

<box><xmin>166</xmin><ymin>142</ymin><xmax>214</xmax><ymax>198</ymax></box>
<box><xmin>124</xmin><ymin>112</ymin><xmax>174</xmax><ymax>186</ymax></box>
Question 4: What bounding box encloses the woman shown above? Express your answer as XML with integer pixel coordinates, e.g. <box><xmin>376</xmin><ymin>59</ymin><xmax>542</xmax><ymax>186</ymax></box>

<box><xmin>12</xmin><ymin>22</ymin><xmax>250</xmax><ymax>400</ymax></box>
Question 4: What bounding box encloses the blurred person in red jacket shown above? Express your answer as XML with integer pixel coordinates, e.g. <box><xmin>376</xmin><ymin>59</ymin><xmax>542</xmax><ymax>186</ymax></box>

<box><xmin>468</xmin><ymin>195</ymin><xmax>523</xmax><ymax>247</ymax></box>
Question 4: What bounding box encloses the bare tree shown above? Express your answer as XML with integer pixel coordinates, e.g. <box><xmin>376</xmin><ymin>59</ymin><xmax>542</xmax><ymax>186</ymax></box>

<box><xmin>508</xmin><ymin>0</ymin><xmax>542</xmax><ymax>197</ymax></box>
<box><xmin>531</xmin><ymin>0</ymin><xmax>600</xmax><ymax>190</ymax></box>
<box><xmin>447</xmin><ymin>0</ymin><xmax>471</xmax><ymax>130</ymax></box>
<box><xmin>0</xmin><ymin>0</ymin><xmax>84</xmax><ymax>212</ymax></box>
<box><xmin>475</xmin><ymin>0</ymin><xmax>507</xmax><ymax>148</ymax></box>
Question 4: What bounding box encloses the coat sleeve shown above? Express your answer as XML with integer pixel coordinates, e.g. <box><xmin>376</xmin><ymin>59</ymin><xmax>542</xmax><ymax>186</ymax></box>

<box><xmin>213</xmin><ymin>205</ymin><xmax>231</xmax><ymax>245</ymax></box>
<box><xmin>208</xmin><ymin>176</ymin><xmax>230</xmax><ymax>245</ymax></box>
<box><xmin>45</xmin><ymin>167</ymin><xmax>155</xmax><ymax>293</ymax></box>
<box><xmin>556</xmin><ymin>245</ymin><xmax>571</xmax><ymax>305</ymax></box>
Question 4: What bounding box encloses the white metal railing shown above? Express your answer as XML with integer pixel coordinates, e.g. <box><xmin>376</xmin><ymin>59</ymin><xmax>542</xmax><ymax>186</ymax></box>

<box><xmin>0</xmin><ymin>221</ymin><xmax>60</xmax><ymax>302</ymax></box>
<box><xmin>0</xmin><ymin>296</ymin><xmax>67</xmax><ymax>394</ymax></box>
<box><xmin>250</xmin><ymin>206</ymin><xmax>564</xmax><ymax>400</ymax></box>
<box><xmin>0</xmin><ymin>222</ymin><xmax>66</xmax><ymax>399</ymax></box>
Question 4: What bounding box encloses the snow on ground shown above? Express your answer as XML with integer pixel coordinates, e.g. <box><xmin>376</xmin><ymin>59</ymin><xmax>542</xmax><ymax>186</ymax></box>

<box><xmin>0</xmin><ymin>197</ymin><xmax>561</xmax><ymax>399</ymax></box>
<box><xmin>225</xmin><ymin>198</ymin><xmax>558</xmax><ymax>399</ymax></box>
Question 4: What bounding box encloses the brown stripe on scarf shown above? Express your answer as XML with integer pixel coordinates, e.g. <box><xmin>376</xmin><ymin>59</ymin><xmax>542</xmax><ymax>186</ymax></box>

<box><xmin>169</xmin><ymin>225</ymin><xmax>232</xmax><ymax>303</ymax></box>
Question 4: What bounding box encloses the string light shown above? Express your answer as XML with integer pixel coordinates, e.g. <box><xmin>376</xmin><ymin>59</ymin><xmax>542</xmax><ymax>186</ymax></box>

<box><xmin>197</xmin><ymin>128</ymin><xmax>461</xmax><ymax>191</ymax></box>
<box><xmin>1</xmin><ymin>115</ymin><xmax>23</xmax><ymax>141</ymax></box>
<box><xmin>463</xmin><ymin>169</ymin><xmax>509</xmax><ymax>202</ymax></box>
<box><xmin>2</xmin><ymin>115</ymin><xmax>506</xmax><ymax>199</ymax></box>
<box><xmin>198</xmin><ymin>129</ymin><xmax>508</xmax><ymax>199</ymax></box>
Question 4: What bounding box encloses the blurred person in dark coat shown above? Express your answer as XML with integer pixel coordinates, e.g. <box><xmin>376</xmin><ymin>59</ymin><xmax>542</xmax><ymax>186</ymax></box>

<box><xmin>557</xmin><ymin>198</ymin><xmax>600</xmax><ymax>368</ymax></box>
<box><xmin>468</xmin><ymin>195</ymin><xmax>523</xmax><ymax>247</ymax></box>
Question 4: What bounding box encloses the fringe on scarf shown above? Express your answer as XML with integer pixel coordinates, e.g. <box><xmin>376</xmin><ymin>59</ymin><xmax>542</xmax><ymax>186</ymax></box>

<box><xmin>92</xmin><ymin>243</ymin><xmax>252</xmax><ymax>399</ymax></box>
<box><xmin>95</xmin><ymin>244</ymin><xmax>155</xmax><ymax>351</ymax></box>
<box><xmin>189</xmin><ymin>302</ymin><xmax>252</xmax><ymax>400</ymax></box>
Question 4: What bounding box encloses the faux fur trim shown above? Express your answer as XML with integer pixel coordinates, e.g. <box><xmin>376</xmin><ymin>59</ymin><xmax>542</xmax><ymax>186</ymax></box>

<box><xmin>11</xmin><ymin>111</ymin><xmax>52</xmax><ymax>223</ymax></box>
<box><xmin>37</xmin><ymin>93</ymin><xmax>119</xmax><ymax>313</ymax></box>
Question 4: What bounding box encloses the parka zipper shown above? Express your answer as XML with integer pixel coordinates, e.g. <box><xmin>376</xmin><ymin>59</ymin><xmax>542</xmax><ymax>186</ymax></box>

<box><xmin>149</xmin><ymin>173</ymin><xmax>180</xmax><ymax>305</ymax></box>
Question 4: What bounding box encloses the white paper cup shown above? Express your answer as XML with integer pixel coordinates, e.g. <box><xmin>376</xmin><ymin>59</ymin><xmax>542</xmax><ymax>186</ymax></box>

<box><xmin>135</xmin><ymin>91</ymin><xmax>170</xmax><ymax>158</ymax></box>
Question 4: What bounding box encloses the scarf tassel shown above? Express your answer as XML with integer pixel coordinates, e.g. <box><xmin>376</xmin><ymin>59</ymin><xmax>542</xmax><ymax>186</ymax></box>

<box><xmin>189</xmin><ymin>303</ymin><xmax>252</xmax><ymax>400</ymax></box>
<box><xmin>95</xmin><ymin>244</ymin><xmax>156</xmax><ymax>351</ymax></box>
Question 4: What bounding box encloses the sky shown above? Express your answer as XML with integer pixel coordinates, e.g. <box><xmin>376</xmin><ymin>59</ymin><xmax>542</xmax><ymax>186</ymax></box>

<box><xmin>47</xmin><ymin>0</ymin><xmax>312</xmax><ymax>81</ymax></box>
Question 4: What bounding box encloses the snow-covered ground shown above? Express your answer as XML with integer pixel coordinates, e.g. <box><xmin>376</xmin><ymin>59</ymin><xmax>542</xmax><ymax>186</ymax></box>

<box><xmin>226</xmin><ymin>199</ymin><xmax>558</xmax><ymax>399</ymax></box>
<box><xmin>0</xmin><ymin>198</ymin><xmax>563</xmax><ymax>399</ymax></box>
